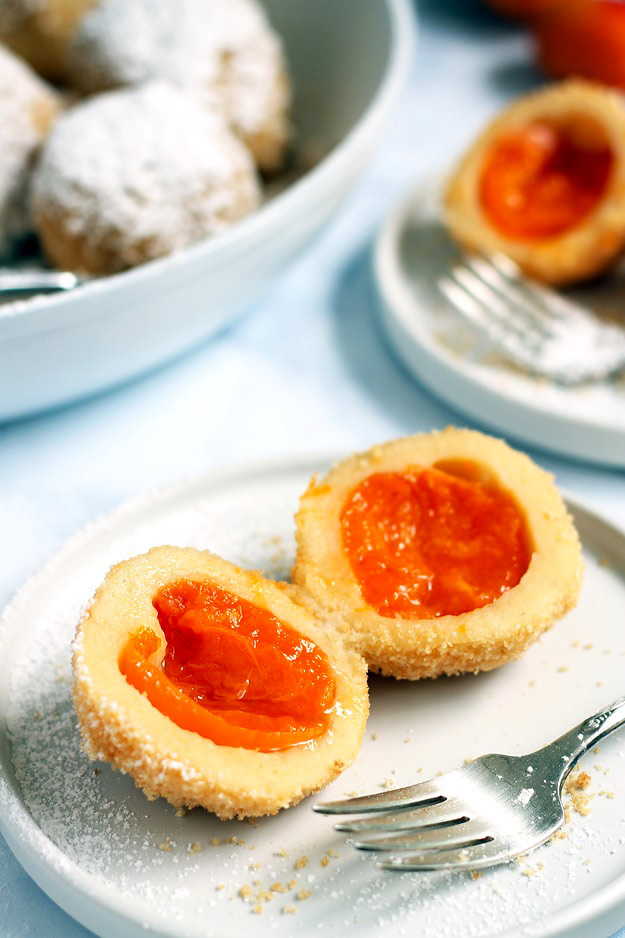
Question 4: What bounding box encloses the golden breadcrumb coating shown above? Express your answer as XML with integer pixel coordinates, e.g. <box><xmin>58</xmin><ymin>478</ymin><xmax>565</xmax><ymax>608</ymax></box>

<box><xmin>72</xmin><ymin>546</ymin><xmax>369</xmax><ymax>819</ymax></box>
<box><xmin>293</xmin><ymin>428</ymin><xmax>583</xmax><ymax>680</ymax></box>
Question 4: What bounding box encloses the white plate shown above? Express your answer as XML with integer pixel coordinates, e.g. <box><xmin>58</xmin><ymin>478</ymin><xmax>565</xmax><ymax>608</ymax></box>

<box><xmin>2</xmin><ymin>458</ymin><xmax>625</xmax><ymax>938</ymax></box>
<box><xmin>375</xmin><ymin>183</ymin><xmax>625</xmax><ymax>467</ymax></box>
<box><xmin>0</xmin><ymin>0</ymin><xmax>414</xmax><ymax>422</ymax></box>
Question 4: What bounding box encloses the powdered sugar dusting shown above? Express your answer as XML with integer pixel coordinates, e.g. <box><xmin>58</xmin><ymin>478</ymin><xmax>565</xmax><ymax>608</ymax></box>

<box><xmin>31</xmin><ymin>81</ymin><xmax>260</xmax><ymax>273</ymax></box>
<box><xmin>3</xmin><ymin>462</ymin><xmax>625</xmax><ymax>936</ymax></box>
<box><xmin>68</xmin><ymin>0</ymin><xmax>289</xmax><ymax>151</ymax></box>
<box><xmin>517</xmin><ymin>788</ymin><xmax>535</xmax><ymax>806</ymax></box>
<box><xmin>0</xmin><ymin>44</ymin><xmax>58</xmax><ymax>254</ymax></box>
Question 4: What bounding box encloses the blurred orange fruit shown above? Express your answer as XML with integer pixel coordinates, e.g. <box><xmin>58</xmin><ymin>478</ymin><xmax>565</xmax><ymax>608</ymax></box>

<box><xmin>534</xmin><ymin>1</ymin><xmax>625</xmax><ymax>89</ymax></box>
<box><xmin>483</xmin><ymin>0</ymin><xmax>562</xmax><ymax>18</ymax></box>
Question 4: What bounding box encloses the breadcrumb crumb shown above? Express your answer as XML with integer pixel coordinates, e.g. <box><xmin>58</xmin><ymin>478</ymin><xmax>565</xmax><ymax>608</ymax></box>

<box><xmin>564</xmin><ymin>770</ymin><xmax>594</xmax><ymax>816</ymax></box>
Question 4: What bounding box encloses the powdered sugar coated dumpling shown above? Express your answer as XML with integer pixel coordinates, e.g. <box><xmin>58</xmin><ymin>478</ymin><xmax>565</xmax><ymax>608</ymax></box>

<box><xmin>67</xmin><ymin>0</ymin><xmax>291</xmax><ymax>172</ymax></box>
<box><xmin>0</xmin><ymin>0</ymin><xmax>94</xmax><ymax>80</ymax></box>
<box><xmin>0</xmin><ymin>42</ymin><xmax>60</xmax><ymax>256</ymax></box>
<box><xmin>31</xmin><ymin>82</ymin><xmax>261</xmax><ymax>275</ymax></box>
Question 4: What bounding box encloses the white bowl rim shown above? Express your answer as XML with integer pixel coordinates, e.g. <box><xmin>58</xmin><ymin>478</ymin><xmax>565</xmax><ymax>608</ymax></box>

<box><xmin>1</xmin><ymin>0</ymin><xmax>416</xmax><ymax>331</ymax></box>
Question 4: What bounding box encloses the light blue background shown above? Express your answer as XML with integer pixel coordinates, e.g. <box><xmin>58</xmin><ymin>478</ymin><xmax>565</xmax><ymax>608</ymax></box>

<box><xmin>1</xmin><ymin>1</ymin><xmax>624</xmax><ymax>934</ymax></box>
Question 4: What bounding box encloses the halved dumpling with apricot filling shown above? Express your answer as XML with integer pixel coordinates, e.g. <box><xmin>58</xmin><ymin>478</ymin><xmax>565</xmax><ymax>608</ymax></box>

<box><xmin>293</xmin><ymin>429</ymin><xmax>582</xmax><ymax>680</ymax></box>
<box><xmin>444</xmin><ymin>80</ymin><xmax>625</xmax><ymax>285</ymax></box>
<box><xmin>72</xmin><ymin>547</ymin><xmax>368</xmax><ymax>819</ymax></box>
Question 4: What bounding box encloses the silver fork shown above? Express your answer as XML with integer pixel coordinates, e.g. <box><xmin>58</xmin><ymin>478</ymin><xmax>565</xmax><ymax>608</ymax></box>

<box><xmin>438</xmin><ymin>253</ymin><xmax>625</xmax><ymax>384</ymax></box>
<box><xmin>0</xmin><ymin>269</ymin><xmax>82</xmax><ymax>298</ymax></box>
<box><xmin>314</xmin><ymin>695</ymin><xmax>625</xmax><ymax>871</ymax></box>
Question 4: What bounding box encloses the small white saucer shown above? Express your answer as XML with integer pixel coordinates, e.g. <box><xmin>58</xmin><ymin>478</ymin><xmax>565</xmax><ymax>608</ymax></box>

<box><xmin>375</xmin><ymin>182</ymin><xmax>625</xmax><ymax>467</ymax></box>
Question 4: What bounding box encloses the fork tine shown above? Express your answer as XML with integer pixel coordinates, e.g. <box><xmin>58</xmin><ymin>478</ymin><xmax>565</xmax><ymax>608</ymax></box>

<box><xmin>442</xmin><ymin>253</ymin><xmax>625</xmax><ymax>383</ymax></box>
<box><xmin>378</xmin><ymin>838</ymin><xmax>513</xmax><ymax>872</ymax></box>
<box><xmin>313</xmin><ymin>777</ymin><xmax>447</xmax><ymax>815</ymax></box>
<box><xmin>489</xmin><ymin>252</ymin><xmax>592</xmax><ymax>327</ymax></box>
<box><xmin>488</xmin><ymin>251</ymin><xmax>522</xmax><ymax>280</ymax></box>
<box><xmin>462</xmin><ymin>256</ymin><xmax>553</xmax><ymax>338</ymax></box>
<box><xmin>353</xmin><ymin>819</ymin><xmax>493</xmax><ymax>854</ymax></box>
<box><xmin>439</xmin><ymin>276</ymin><xmax>535</xmax><ymax>367</ymax></box>
<box><xmin>334</xmin><ymin>797</ymin><xmax>469</xmax><ymax>833</ymax></box>
<box><xmin>448</xmin><ymin>265</ymin><xmax>532</xmax><ymax>338</ymax></box>
<box><xmin>439</xmin><ymin>276</ymin><xmax>506</xmax><ymax>336</ymax></box>
<box><xmin>439</xmin><ymin>275</ymin><xmax>523</xmax><ymax>338</ymax></box>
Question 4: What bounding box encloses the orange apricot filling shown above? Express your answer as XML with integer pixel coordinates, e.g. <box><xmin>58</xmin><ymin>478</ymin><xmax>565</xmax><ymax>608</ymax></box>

<box><xmin>340</xmin><ymin>463</ymin><xmax>532</xmax><ymax>619</ymax></box>
<box><xmin>119</xmin><ymin>578</ymin><xmax>336</xmax><ymax>752</ymax></box>
<box><xmin>479</xmin><ymin>119</ymin><xmax>613</xmax><ymax>239</ymax></box>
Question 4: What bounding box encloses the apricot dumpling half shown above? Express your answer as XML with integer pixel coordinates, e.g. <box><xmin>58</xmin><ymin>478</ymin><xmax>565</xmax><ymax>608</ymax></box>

<box><xmin>293</xmin><ymin>429</ymin><xmax>582</xmax><ymax>680</ymax></box>
<box><xmin>72</xmin><ymin>546</ymin><xmax>369</xmax><ymax>819</ymax></box>
<box><xmin>444</xmin><ymin>81</ymin><xmax>625</xmax><ymax>285</ymax></box>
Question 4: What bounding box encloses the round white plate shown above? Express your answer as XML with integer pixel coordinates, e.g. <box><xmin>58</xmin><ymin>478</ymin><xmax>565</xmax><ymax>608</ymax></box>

<box><xmin>375</xmin><ymin>183</ymin><xmax>625</xmax><ymax>467</ymax></box>
<box><xmin>2</xmin><ymin>458</ymin><xmax>625</xmax><ymax>938</ymax></box>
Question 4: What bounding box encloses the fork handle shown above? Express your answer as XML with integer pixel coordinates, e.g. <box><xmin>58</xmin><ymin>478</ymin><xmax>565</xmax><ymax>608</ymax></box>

<box><xmin>0</xmin><ymin>269</ymin><xmax>81</xmax><ymax>294</ymax></box>
<box><xmin>530</xmin><ymin>695</ymin><xmax>625</xmax><ymax>786</ymax></box>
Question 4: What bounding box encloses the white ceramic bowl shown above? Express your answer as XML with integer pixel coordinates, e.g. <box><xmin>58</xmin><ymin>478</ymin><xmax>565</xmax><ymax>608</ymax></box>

<box><xmin>0</xmin><ymin>0</ymin><xmax>415</xmax><ymax>421</ymax></box>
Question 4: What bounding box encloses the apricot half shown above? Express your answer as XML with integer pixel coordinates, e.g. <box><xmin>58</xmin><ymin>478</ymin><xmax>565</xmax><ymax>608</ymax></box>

<box><xmin>535</xmin><ymin>1</ymin><xmax>625</xmax><ymax>91</ymax></box>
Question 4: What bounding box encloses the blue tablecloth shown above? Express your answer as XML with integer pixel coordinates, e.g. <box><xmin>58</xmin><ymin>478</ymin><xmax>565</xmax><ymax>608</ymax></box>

<box><xmin>2</xmin><ymin>1</ymin><xmax>625</xmax><ymax>935</ymax></box>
